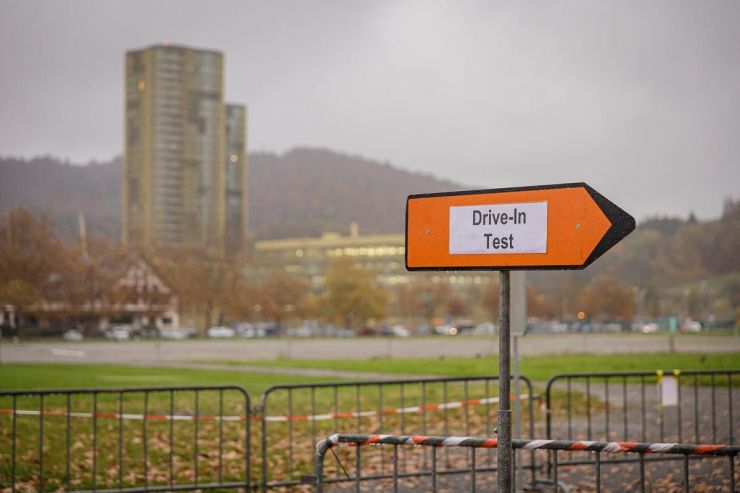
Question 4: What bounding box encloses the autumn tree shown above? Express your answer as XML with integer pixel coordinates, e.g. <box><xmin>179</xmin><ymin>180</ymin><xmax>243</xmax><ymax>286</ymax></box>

<box><xmin>0</xmin><ymin>208</ymin><xmax>66</xmax><ymax>303</ymax></box>
<box><xmin>320</xmin><ymin>257</ymin><xmax>387</xmax><ymax>330</ymax></box>
<box><xmin>81</xmin><ymin>236</ymin><xmax>139</xmax><ymax>316</ymax></box>
<box><xmin>407</xmin><ymin>278</ymin><xmax>451</xmax><ymax>322</ymax></box>
<box><xmin>392</xmin><ymin>284</ymin><xmax>416</xmax><ymax>319</ymax></box>
<box><xmin>446</xmin><ymin>292</ymin><xmax>469</xmax><ymax>318</ymax></box>
<box><xmin>152</xmin><ymin>246</ymin><xmax>232</xmax><ymax>331</ymax></box>
<box><xmin>481</xmin><ymin>277</ymin><xmax>500</xmax><ymax>322</ymax></box>
<box><xmin>527</xmin><ymin>283</ymin><xmax>558</xmax><ymax>318</ymax></box>
<box><xmin>576</xmin><ymin>270</ymin><xmax>637</xmax><ymax>320</ymax></box>
<box><xmin>0</xmin><ymin>207</ymin><xmax>180</xmax><ymax>335</ymax></box>
<box><xmin>220</xmin><ymin>277</ymin><xmax>264</xmax><ymax>324</ymax></box>
<box><xmin>261</xmin><ymin>271</ymin><xmax>311</xmax><ymax>325</ymax></box>
<box><xmin>0</xmin><ymin>208</ymin><xmax>85</xmax><ymax>329</ymax></box>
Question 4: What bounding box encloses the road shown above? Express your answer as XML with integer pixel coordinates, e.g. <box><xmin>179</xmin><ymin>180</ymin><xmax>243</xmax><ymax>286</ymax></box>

<box><xmin>1</xmin><ymin>333</ymin><xmax>738</xmax><ymax>365</ymax></box>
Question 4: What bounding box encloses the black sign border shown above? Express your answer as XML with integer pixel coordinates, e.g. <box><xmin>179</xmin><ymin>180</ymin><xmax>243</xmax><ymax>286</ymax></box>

<box><xmin>405</xmin><ymin>182</ymin><xmax>635</xmax><ymax>272</ymax></box>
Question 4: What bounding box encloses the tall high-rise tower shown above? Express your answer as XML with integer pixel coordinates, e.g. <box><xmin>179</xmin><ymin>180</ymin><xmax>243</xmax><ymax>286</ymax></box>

<box><xmin>123</xmin><ymin>44</ymin><xmax>246</xmax><ymax>252</ymax></box>
<box><xmin>224</xmin><ymin>104</ymin><xmax>248</xmax><ymax>253</ymax></box>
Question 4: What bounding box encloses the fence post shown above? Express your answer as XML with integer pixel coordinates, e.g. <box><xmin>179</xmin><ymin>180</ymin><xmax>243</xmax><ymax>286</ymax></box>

<box><xmin>315</xmin><ymin>444</ymin><xmax>326</xmax><ymax>493</ymax></box>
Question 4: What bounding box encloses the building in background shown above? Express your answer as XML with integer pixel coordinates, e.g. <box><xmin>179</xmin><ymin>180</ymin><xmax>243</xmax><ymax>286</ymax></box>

<box><xmin>249</xmin><ymin>223</ymin><xmax>408</xmax><ymax>290</ymax></box>
<box><xmin>248</xmin><ymin>222</ymin><xmax>490</xmax><ymax>292</ymax></box>
<box><xmin>123</xmin><ymin>44</ymin><xmax>247</xmax><ymax>253</ymax></box>
<box><xmin>224</xmin><ymin>104</ymin><xmax>248</xmax><ymax>253</ymax></box>
<box><xmin>0</xmin><ymin>259</ymin><xmax>179</xmax><ymax>337</ymax></box>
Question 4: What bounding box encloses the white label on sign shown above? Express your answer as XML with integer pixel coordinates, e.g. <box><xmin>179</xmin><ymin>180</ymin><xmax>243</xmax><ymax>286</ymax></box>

<box><xmin>661</xmin><ymin>375</ymin><xmax>678</xmax><ymax>407</ymax></box>
<box><xmin>449</xmin><ymin>202</ymin><xmax>548</xmax><ymax>255</ymax></box>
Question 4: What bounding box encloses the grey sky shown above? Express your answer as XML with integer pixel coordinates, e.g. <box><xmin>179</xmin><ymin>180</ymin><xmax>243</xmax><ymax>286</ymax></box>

<box><xmin>1</xmin><ymin>1</ymin><xmax>738</xmax><ymax>220</ymax></box>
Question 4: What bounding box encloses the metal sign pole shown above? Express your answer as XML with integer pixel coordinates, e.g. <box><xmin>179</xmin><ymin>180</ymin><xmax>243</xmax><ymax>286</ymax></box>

<box><xmin>497</xmin><ymin>270</ymin><xmax>512</xmax><ymax>492</ymax></box>
<box><xmin>510</xmin><ymin>270</ymin><xmax>526</xmax><ymax>490</ymax></box>
<box><xmin>513</xmin><ymin>332</ymin><xmax>520</xmax><ymax>487</ymax></box>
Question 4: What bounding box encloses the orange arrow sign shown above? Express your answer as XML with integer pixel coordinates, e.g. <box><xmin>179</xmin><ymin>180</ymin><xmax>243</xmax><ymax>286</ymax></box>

<box><xmin>406</xmin><ymin>183</ymin><xmax>635</xmax><ymax>270</ymax></box>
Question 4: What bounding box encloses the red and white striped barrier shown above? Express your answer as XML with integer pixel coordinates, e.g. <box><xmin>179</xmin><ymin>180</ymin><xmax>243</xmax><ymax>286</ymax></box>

<box><xmin>0</xmin><ymin>393</ymin><xmax>532</xmax><ymax>423</ymax></box>
<box><xmin>319</xmin><ymin>433</ymin><xmax>740</xmax><ymax>457</ymax></box>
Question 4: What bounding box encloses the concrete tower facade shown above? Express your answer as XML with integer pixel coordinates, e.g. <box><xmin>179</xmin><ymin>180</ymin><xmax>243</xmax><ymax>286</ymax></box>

<box><xmin>124</xmin><ymin>44</ymin><xmax>244</xmax><ymax>252</ymax></box>
<box><xmin>224</xmin><ymin>104</ymin><xmax>248</xmax><ymax>253</ymax></box>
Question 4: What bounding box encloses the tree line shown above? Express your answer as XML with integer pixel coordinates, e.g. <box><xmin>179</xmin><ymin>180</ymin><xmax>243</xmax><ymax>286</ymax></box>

<box><xmin>2</xmin><ymin>200</ymin><xmax>738</xmax><ymax>335</ymax></box>
<box><xmin>0</xmin><ymin>208</ymin><xmax>389</xmax><ymax>334</ymax></box>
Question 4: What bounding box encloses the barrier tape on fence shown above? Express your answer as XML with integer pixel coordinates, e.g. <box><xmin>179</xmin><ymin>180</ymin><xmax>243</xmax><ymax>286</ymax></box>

<box><xmin>0</xmin><ymin>393</ymin><xmax>531</xmax><ymax>423</ymax></box>
<box><xmin>318</xmin><ymin>433</ymin><xmax>740</xmax><ymax>457</ymax></box>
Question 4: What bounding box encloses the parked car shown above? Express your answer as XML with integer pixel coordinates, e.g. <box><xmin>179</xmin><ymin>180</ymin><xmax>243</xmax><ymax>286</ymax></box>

<box><xmin>62</xmin><ymin>329</ymin><xmax>84</xmax><ymax>341</ymax></box>
<box><xmin>358</xmin><ymin>326</ymin><xmax>381</xmax><ymax>336</ymax></box>
<box><xmin>602</xmin><ymin>322</ymin><xmax>623</xmax><ymax>332</ymax></box>
<box><xmin>239</xmin><ymin>326</ymin><xmax>259</xmax><ymax>338</ymax></box>
<box><xmin>639</xmin><ymin>323</ymin><xmax>659</xmax><ymax>334</ymax></box>
<box><xmin>415</xmin><ymin>324</ymin><xmax>432</xmax><ymax>335</ymax></box>
<box><xmin>335</xmin><ymin>327</ymin><xmax>354</xmax><ymax>338</ymax></box>
<box><xmin>389</xmin><ymin>325</ymin><xmax>410</xmax><ymax>337</ymax></box>
<box><xmin>105</xmin><ymin>326</ymin><xmax>131</xmax><ymax>341</ymax></box>
<box><xmin>438</xmin><ymin>320</ymin><xmax>475</xmax><ymax>336</ymax></box>
<box><xmin>287</xmin><ymin>323</ymin><xmax>317</xmax><ymax>338</ymax></box>
<box><xmin>159</xmin><ymin>327</ymin><xmax>197</xmax><ymax>339</ymax></box>
<box><xmin>473</xmin><ymin>323</ymin><xmax>497</xmax><ymax>335</ymax></box>
<box><xmin>234</xmin><ymin>323</ymin><xmax>254</xmax><ymax>337</ymax></box>
<box><xmin>434</xmin><ymin>324</ymin><xmax>451</xmax><ymax>335</ymax></box>
<box><xmin>378</xmin><ymin>325</ymin><xmax>410</xmax><ymax>337</ymax></box>
<box><xmin>207</xmin><ymin>326</ymin><xmax>236</xmax><ymax>338</ymax></box>
<box><xmin>257</xmin><ymin>323</ymin><xmax>279</xmax><ymax>337</ymax></box>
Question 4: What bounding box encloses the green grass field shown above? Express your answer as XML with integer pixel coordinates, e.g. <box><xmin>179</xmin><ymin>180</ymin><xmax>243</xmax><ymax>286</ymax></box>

<box><xmin>0</xmin><ymin>363</ymin><xmax>338</xmax><ymax>395</ymax></box>
<box><xmin>1</xmin><ymin>352</ymin><xmax>738</xmax><ymax>393</ymax></box>
<box><xmin>214</xmin><ymin>352</ymin><xmax>740</xmax><ymax>381</ymax></box>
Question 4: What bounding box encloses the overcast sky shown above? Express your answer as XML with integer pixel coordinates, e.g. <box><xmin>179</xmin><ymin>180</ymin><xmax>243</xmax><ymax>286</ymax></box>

<box><xmin>1</xmin><ymin>1</ymin><xmax>738</xmax><ymax>219</ymax></box>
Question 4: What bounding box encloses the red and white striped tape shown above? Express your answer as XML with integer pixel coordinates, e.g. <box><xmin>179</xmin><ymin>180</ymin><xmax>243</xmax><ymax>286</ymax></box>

<box><xmin>266</xmin><ymin>394</ymin><xmax>530</xmax><ymax>422</ymax></box>
<box><xmin>0</xmin><ymin>393</ymin><xmax>531</xmax><ymax>423</ymax></box>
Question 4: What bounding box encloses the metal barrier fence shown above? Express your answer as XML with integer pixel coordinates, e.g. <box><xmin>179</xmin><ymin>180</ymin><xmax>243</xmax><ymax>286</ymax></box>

<box><xmin>1</xmin><ymin>377</ymin><xmax>536</xmax><ymax>492</ymax></box>
<box><xmin>3</xmin><ymin>369</ymin><xmax>737</xmax><ymax>491</ymax></box>
<box><xmin>313</xmin><ymin>433</ymin><xmax>739</xmax><ymax>492</ymax></box>
<box><xmin>259</xmin><ymin>376</ymin><xmax>536</xmax><ymax>491</ymax></box>
<box><xmin>545</xmin><ymin>369</ymin><xmax>738</xmax><ymax>445</ymax></box>
<box><xmin>0</xmin><ymin>386</ymin><xmax>252</xmax><ymax>493</ymax></box>
<box><xmin>543</xmin><ymin>369</ymin><xmax>739</xmax><ymax>490</ymax></box>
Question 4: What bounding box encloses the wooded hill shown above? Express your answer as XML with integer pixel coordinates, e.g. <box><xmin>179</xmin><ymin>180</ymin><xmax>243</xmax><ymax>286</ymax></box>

<box><xmin>0</xmin><ymin>155</ymin><xmax>121</xmax><ymax>240</ymax></box>
<box><xmin>1</xmin><ymin>149</ymin><xmax>737</xmax><ymax>322</ymax></box>
<box><xmin>0</xmin><ymin>148</ymin><xmax>462</xmax><ymax>241</ymax></box>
